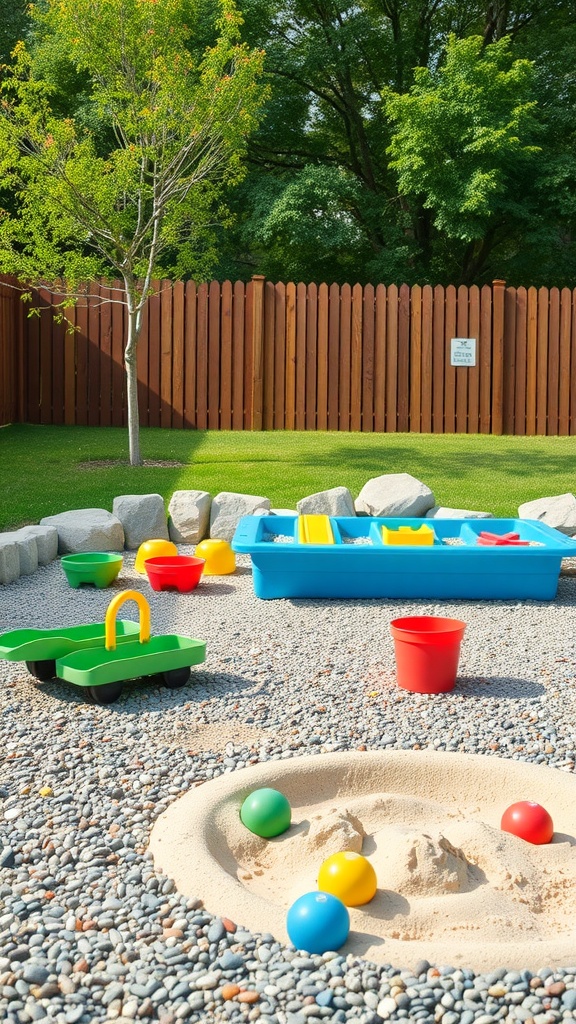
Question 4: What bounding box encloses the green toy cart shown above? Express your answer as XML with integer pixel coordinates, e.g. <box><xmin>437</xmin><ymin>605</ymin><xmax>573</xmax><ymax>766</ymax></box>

<box><xmin>0</xmin><ymin>589</ymin><xmax>206</xmax><ymax>705</ymax></box>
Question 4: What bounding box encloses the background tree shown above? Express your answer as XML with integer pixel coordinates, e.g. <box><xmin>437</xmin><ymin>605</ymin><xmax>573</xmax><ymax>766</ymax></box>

<box><xmin>0</xmin><ymin>0</ymin><xmax>266</xmax><ymax>464</ymax></box>
<box><xmin>212</xmin><ymin>0</ymin><xmax>576</xmax><ymax>286</ymax></box>
<box><xmin>385</xmin><ymin>34</ymin><xmax>541</xmax><ymax>283</ymax></box>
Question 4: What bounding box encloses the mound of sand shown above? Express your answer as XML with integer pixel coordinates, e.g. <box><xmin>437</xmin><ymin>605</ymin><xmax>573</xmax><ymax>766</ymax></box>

<box><xmin>149</xmin><ymin>751</ymin><xmax>576</xmax><ymax>971</ymax></box>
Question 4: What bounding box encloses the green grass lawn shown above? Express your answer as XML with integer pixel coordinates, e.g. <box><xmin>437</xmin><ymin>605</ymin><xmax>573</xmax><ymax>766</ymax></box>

<box><xmin>0</xmin><ymin>423</ymin><xmax>574</xmax><ymax>531</ymax></box>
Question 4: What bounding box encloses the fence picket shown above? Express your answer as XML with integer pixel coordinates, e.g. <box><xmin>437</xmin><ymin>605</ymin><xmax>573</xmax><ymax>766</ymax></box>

<box><xmin>296</xmin><ymin>282</ymin><xmax>307</xmax><ymax>431</ymax></box>
<box><xmin>350</xmin><ymin>283</ymin><xmax>363</xmax><ymax>432</ymax></box>
<box><xmin>273</xmin><ymin>282</ymin><xmax>285</xmax><ymax>429</ymax></box>
<box><xmin>386</xmin><ymin>284</ymin><xmax>398</xmax><ymax>432</ymax></box>
<box><xmin>362</xmin><ymin>284</ymin><xmax>375</xmax><ymax>432</ymax></box>
<box><xmin>547</xmin><ymin>287</ymin><xmax>560</xmax><ymax>436</ymax></box>
<box><xmin>455</xmin><ymin>285</ymin><xmax>468</xmax><ymax>434</ymax></box>
<box><xmin>195</xmin><ymin>282</ymin><xmax>208</xmax><ymax>430</ymax></box>
<box><xmin>184</xmin><ymin>280</ymin><xmax>197</xmax><ymax>429</ymax></box>
<box><xmin>262</xmin><ymin>280</ymin><xmax>275</xmax><ymax>431</ymax></box>
<box><xmin>328</xmin><ymin>283</ymin><xmax>341</xmax><ymax>431</ymax></box>
<box><xmin>87</xmin><ymin>283</ymin><xmax>100</xmax><ymax>427</ymax></box>
<box><xmin>285</xmin><ymin>282</ymin><xmax>296</xmax><ymax>430</ymax></box>
<box><xmin>172</xmin><ymin>281</ymin><xmax>185</xmax><ymax>430</ymax></box>
<box><xmin>536</xmin><ymin>287</ymin><xmax>549</xmax><ymax>436</ymax></box>
<box><xmin>305</xmin><ymin>283</ymin><xmax>318</xmax><ymax>431</ymax></box>
<box><xmin>558</xmin><ymin>288</ymin><xmax>572</xmax><ymax>435</ymax></box>
<box><xmin>444</xmin><ymin>285</ymin><xmax>457</xmax><ymax>434</ymax></box>
<box><xmin>420</xmin><ymin>285</ymin><xmax>433</xmax><ymax>433</ymax></box>
<box><xmin>502</xmin><ymin>286</ymin><xmax>516</xmax><ymax>435</ymax></box>
<box><xmin>479</xmin><ymin>285</ymin><xmax>492</xmax><ymax>434</ymax></box>
<box><xmin>410</xmin><ymin>284</ymin><xmax>422</xmax><ymax>433</ymax></box>
<box><xmin>514</xmin><ymin>287</ymin><xmax>527</xmax><ymax>436</ymax></box>
<box><xmin>397</xmin><ymin>283</ymin><xmax>410</xmax><ymax>432</ymax></box>
<box><xmin>467</xmin><ymin>286</ymin><xmax>480</xmax><ymax>434</ymax></box>
<box><xmin>316</xmin><ymin>283</ymin><xmax>329</xmax><ymax>430</ymax></box>
<box><xmin>526</xmin><ymin>286</ymin><xmax>538</xmax><ymax>435</ymax></box>
<box><xmin>208</xmin><ymin>280</ymin><xmax>221</xmax><ymax>430</ymax></box>
<box><xmin>374</xmin><ymin>284</ymin><xmax>386</xmax><ymax>433</ymax></box>
<box><xmin>432</xmin><ymin>285</ymin><xmax>444</xmax><ymax>433</ymax></box>
<box><xmin>231</xmin><ymin>280</ymin><xmax>244</xmax><ymax>430</ymax></box>
<box><xmin>146</xmin><ymin>280</ymin><xmax>160</xmax><ymax>428</ymax></box>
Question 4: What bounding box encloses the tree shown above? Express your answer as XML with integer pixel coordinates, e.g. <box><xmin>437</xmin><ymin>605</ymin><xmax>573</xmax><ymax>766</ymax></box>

<box><xmin>212</xmin><ymin>0</ymin><xmax>576</xmax><ymax>287</ymax></box>
<box><xmin>384</xmin><ymin>34</ymin><xmax>541</xmax><ymax>283</ymax></box>
<box><xmin>0</xmin><ymin>0</ymin><xmax>266</xmax><ymax>464</ymax></box>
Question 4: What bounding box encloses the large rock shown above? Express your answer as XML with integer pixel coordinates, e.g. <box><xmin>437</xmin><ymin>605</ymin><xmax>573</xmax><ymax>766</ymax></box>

<box><xmin>40</xmin><ymin>509</ymin><xmax>124</xmax><ymax>553</ymax></box>
<box><xmin>426</xmin><ymin>507</ymin><xmax>494</xmax><ymax>520</ymax></box>
<box><xmin>210</xmin><ymin>492</ymin><xmax>271</xmax><ymax>542</ymax></box>
<box><xmin>1</xmin><ymin>532</ymin><xmax>38</xmax><ymax>576</ymax></box>
<box><xmin>113</xmin><ymin>494</ymin><xmax>168</xmax><ymax>550</ymax></box>
<box><xmin>518</xmin><ymin>493</ymin><xmax>576</xmax><ymax>536</ymax></box>
<box><xmin>17</xmin><ymin>525</ymin><xmax>59</xmax><ymax>565</ymax></box>
<box><xmin>0</xmin><ymin>537</ymin><xmax>20</xmax><ymax>585</ymax></box>
<box><xmin>355</xmin><ymin>473</ymin><xmax>435</xmax><ymax>518</ymax></box>
<box><xmin>297</xmin><ymin>486</ymin><xmax>355</xmax><ymax>517</ymax></box>
<box><xmin>168</xmin><ymin>490</ymin><xmax>211</xmax><ymax>544</ymax></box>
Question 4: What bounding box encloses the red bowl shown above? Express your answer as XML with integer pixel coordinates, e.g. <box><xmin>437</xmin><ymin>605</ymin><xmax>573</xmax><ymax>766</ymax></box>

<box><xmin>144</xmin><ymin>555</ymin><xmax>205</xmax><ymax>593</ymax></box>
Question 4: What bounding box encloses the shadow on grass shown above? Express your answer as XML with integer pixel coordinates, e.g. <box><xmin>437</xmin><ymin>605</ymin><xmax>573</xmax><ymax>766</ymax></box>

<box><xmin>305</xmin><ymin>439</ymin><xmax>576</xmax><ymax>479</ymax></box>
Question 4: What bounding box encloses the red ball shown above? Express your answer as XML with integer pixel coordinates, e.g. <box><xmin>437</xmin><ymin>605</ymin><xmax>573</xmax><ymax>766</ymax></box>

<box><xmin>500</xmin><ymin>801</ymin><xmax>554</xmax><ymax>845</ymax></box>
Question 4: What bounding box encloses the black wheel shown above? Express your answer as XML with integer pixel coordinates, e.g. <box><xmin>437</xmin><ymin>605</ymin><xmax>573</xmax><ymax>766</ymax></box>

<box><xmin>162</xmin><ymin>667</ymin><xmax>191</xmax><ymax>689</ymax></box>
<box><xmin>89</xmin><ymin>682</ymin><xmax>123</xmax><ymax>705</ymax></box>
<box><xmin>26</xmin><ymin>659</ymin><xmax>57</xmax><ymax>681</ymax></box>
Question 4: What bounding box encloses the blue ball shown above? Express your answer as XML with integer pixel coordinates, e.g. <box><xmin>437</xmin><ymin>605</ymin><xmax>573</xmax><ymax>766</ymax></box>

<box><xmin>286</xmin><ymin>891</ymin><xmax>350</xmax><ymax>954</ymax></box>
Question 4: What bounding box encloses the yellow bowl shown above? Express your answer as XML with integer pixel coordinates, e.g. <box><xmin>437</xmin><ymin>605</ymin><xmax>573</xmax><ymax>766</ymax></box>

<box><xmin>194</xmin><ymin>538</ymin><xmax>236</xmax><ymax>575</ymax></box>
<box><xmin>135</xmin><ymin>538</ymin><xmax>178</xmax><ymax>574</ymax></box>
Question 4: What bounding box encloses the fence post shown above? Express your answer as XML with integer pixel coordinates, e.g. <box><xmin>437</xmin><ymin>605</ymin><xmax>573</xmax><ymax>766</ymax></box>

<box><xmin>492</xmin><ymin>279</ymin><xmax>506</xmax><ymax>434</ymax></box>
<box><xmin>251</xmin><ymin>274</ymin><xmax>265</xmax><ymax>430</ymax></box>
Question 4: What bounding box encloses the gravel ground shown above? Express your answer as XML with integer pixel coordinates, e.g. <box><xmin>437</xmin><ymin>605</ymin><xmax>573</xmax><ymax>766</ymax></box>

<box><xmin>1</xmin><ymin>551</ymin><xmax>576</xmax><ymax>1024</ymax></box>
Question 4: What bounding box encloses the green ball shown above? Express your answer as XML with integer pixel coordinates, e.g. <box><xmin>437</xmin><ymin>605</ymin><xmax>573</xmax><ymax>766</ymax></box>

<box><xmin>240</xmin><ymin>787</ymin><xmax>291</xmax><ymax>838</ymax></box>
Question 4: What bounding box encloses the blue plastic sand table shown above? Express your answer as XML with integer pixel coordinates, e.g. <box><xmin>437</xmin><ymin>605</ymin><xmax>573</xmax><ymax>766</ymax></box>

<box><xmin>231</xmin><ymin>516</ymin><xmax>576</xmax><ymax>601</ymax></box>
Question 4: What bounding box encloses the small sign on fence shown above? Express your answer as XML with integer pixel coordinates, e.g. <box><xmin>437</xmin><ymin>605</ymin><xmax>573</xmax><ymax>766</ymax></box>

<box><xmin>450</xmin><ymin>337</ymin><xmax>476</xmax><ymax>367</ymax></box>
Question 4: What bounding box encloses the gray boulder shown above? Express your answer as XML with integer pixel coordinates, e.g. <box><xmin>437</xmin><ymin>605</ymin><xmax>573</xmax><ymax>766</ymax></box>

<box><xmin>210</xmin><ymin>492</ymin><xmax>271</xmax><ymax>542</ymax></box>
<box><xmin>355</xmin><ymin>473</ymin><xmax>435</xmax><ymax>518</ymax></box>
<box><xmin>518</xmin><ymin>493</ymin><xmax>576</xmax><ymax>536</ymax></box>
<box><xmin>40</xmin><ymin>509</ymin><xmax>124</xmax><ymax>553</ymax></box>
<box><xmin>426</xmin><ymin>507</ymin><xmax>494</xmax><ymax>520</ymax></box>
<box><xmin>168</xmin><ymin>490</ymin><xmax>211</xmax><ymax>544</ymax></box>
<box><xmin>0</xmin><ymin>537</ymin><xmax>20</xmax><ymax>585</ymax></box>
<box><xmin>1</xmin><ymin>532</ymin><xmax>38</xmax><ymax>576</ymax></box>
<box><xmin>113</xmin><ymin>494</ymin><xmax>168</xmax><ymax>550</ymax></box>
<box><xmin>297</xmin><ymin>486</ymin><xmax>355</xmax><ymax>517</ymax></box>
<box><xmin>17</xmin><ymin>525</ymin><xmax>59</xmax><ymax>565</ymax></box>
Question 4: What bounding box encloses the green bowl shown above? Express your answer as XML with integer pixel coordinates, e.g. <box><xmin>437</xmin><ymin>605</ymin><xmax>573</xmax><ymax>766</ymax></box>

<box><xmin>61</xmin><ymin>552</ymin><xmax>123</xmax><ymax>589</ymax></box>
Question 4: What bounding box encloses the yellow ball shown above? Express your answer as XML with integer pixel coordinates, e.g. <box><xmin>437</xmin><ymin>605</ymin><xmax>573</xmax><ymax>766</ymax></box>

<box><xmin>317</xmin><ymin>851</ymin><xmax>377</xmax><ymax>907</ymax></box>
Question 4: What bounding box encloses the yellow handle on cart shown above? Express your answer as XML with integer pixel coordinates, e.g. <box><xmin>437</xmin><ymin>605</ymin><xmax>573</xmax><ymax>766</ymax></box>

<box><xmin>105</xmin><ymin>590</ymin><xmax>151</xmax><ymax>651</ymax></box>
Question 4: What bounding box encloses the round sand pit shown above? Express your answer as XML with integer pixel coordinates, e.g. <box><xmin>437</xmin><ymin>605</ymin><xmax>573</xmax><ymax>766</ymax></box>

<box><xmin>149</xmin><ymin>751</ymin><xmax>576</xmax><ymax>971</ymax></box>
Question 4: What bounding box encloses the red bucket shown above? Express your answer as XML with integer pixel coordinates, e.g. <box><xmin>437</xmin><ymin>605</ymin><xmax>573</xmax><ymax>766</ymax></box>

<box><xmin>390</xmin><ymin>615</ymin><xmax>466</xmax><ymax>694</ymax></box>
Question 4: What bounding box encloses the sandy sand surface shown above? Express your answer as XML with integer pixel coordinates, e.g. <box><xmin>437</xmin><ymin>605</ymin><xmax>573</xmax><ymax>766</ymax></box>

<box><xmin>150</xmin><ymin>750</ymin><xmax>576</xmax><ymax>972</ymax></box>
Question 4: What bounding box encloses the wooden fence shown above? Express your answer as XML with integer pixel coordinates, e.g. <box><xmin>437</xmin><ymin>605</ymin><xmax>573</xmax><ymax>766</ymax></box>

<box><xmin>1</xmin><ymin>275</ymin><xmax>575</xmax><ymax>434</ymax></box>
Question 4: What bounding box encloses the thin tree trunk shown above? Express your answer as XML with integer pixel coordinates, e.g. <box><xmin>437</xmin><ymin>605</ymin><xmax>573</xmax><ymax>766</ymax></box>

<box><xmin>124</xmin><ymin>297</ymin><xmax>142</xmax><ymax>466</ymax></box>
